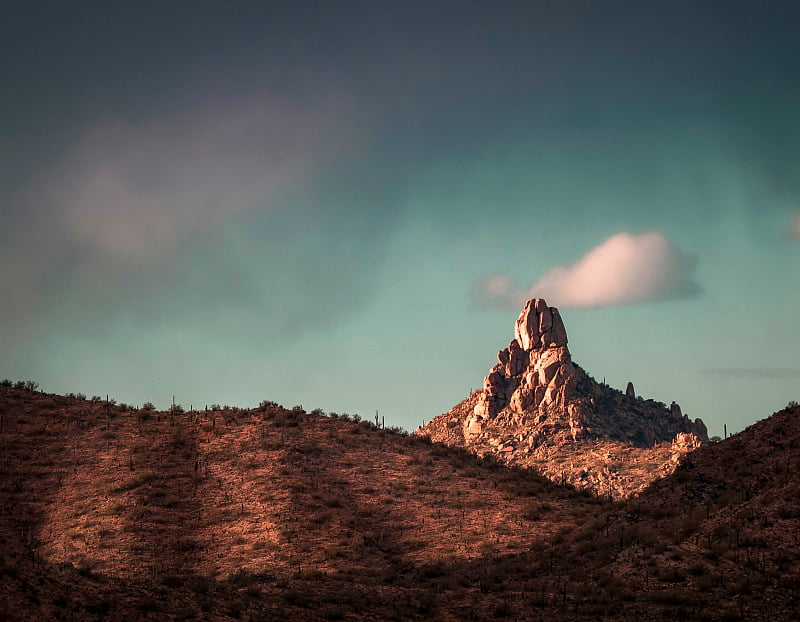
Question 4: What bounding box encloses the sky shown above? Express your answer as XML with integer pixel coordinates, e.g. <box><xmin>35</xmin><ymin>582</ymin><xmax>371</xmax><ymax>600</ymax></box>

<box><xmin>2</xmin><ymin>1</ymin><xmax>799</xmax><ymax>436</ymax></box>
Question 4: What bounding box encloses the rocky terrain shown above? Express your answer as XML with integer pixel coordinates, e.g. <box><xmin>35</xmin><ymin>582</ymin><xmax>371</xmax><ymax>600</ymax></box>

<box><xmin>1</xmin><ymin>383</ymin><xmax>800</xmax><ymax>620</ymax></box>
<box><xmin>418</xmin><ymin>298</ymin><xmax>709</xmax><ymax>497</ymax></box>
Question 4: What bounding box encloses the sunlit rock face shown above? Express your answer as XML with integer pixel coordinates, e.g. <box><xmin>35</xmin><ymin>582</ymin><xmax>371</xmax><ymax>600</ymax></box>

<box><xmin>419</xmin><ymin>298</ymin><xmax>709</xmax><ymax>498</ymax></box>
<box><xmin>472</xmin><ymin>299</ymin><xmax>573</xmax><ymax>424</ymax></box>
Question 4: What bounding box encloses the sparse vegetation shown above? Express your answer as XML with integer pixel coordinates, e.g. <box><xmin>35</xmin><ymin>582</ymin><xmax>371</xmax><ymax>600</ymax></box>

<box><xmin>11</xmin><ymin>379</ymin><xmax>39</xmax><ymax>391</ymax></box>
<box><xmin>0</xmin><ymin>389</ymin><xmax>798</xmax><ymax>620</ymax></box>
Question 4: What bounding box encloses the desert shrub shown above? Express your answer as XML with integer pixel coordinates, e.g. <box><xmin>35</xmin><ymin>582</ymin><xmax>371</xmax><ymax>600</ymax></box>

<box><xmin>311</xmin><ymin>408</ymin><xmax>325</xmax><ymax>416</ymax></box>
<box><xmin>274</xmin><ymin>411</ymin><xmax>300</xmax><ymax>427</ymax></box>
<box><xmin>0</xmin><ymin>379</ymin><xmax>11</xmax><ymax>387</ymax></box>
<box><xmin>171</xmin><ymin>403</ymin><xmax>184</xmax><ymax>414</ymax></box>
<box><xmin>657</xmin><ymin>567</ymin><xmax>687</xmax><ymax>583</ymax></box>
<box><xmin>260</xmin><ymin>400</ymin><xmax>279</xmax><ymax>409</ymax></box>
<box><xmin>695</xmin><ymin>574</ymin><xmax>717</xmax><ymax>592</ymax></box>
<box><xmin>85</xmin><ymin>599</ymin><xmax>111</xmax><ymax>615</ymax></box>
<box><xmin>778</xmin><ymin>505</ymin><xmax>800</xmax><ymax>519</ymax></box>
<box><xmin>291</xmin><ymin>404</ymin><xmax>305</xmax><ymax>414</ymax></box>
<box><xmin>352</xmin><ymin>413</ymin><xmax>361</xmax><ymax>423</ymax></box>
<box><xmin>136</xmin><ymin>596</ymin><xmax>161</xmax><ymax>614</ymax></box>
<box><xmin>492</xmin><ymin>601</ymin><xmax>512</xmax><ymax>618</ymax></box>
<box><xmin>76</xmin><ymin>392</ymin><xmax>86</xmax><ymax>400</ymax></box>
<box><xmin>328</xmin><ymin>412</ymin><xmax>340</xmax><ymax>419</ymax></box>
<box><xmin>522</xmin><ymin>501</ymin><xmax>550</xmax><ymax>521</ymax></box>
<box><xmin>141</xmin><ymin>402</ymin><xmax>156</xmax><ymax>411</ymax></box>
<box><xmin>175</xmin><ymin>536</ymin><xmax>199</xmax><ymax>551</ymax></box>
<box><xmin>91</xmin><ymin>395</ymin><xmax>102</xmax><ymax>402</ymax></box>
<box><xmin>649</xmin><ymin>588</ymin><xmax>690</xmax><ymax>605</ymax></box>
<box><xmin>319</xmin><ymin>604</ymin><xmax>347</xmax><ymax>620</ymax></box>
<box><xmin>161</xmin><ymin>574</ymin><xmax>184</xmax><ymax>588</ymax></box>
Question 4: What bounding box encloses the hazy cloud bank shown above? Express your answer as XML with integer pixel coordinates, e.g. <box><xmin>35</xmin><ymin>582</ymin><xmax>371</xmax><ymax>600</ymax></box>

<box><xmin>474</xmin><ymin>232</ymin><xmax>701</xmax><ymax>310</ymax></box>
<box><xmin>39</xmin><ymin>93</ymin><xmax>353</xmax><ymax>265</ymax></box>
<box><xmin>0</xmin><ymin>93</ymin><xmax>356</xmax><ymax>342</ymax></box>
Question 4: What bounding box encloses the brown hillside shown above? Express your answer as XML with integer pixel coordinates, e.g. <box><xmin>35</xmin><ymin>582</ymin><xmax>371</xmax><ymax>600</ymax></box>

<box><xmin>1</xmin><ymin>384</ymin><xmax>800</xmax><ymax>620</ymax></box>
<box><xmin>0</xmin><ymin>385</ymin><xmax>593</xmax><ymax>620</ymax></box>
<box><xmin>419</xmin><ymin>298</ymin><xmax>708</xmax><ymax>498</ymax></box>
<box><xmin>466</xmin><ymin>402</ymin><xmax>800</xmax><ymax>621</ymax></box>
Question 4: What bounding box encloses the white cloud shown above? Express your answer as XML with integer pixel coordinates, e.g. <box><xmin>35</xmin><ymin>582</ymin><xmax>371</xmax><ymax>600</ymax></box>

<box><xmin>475</xmin><ymin>232</ymin><xmax>701</xmax><ymax>310</ymax></box>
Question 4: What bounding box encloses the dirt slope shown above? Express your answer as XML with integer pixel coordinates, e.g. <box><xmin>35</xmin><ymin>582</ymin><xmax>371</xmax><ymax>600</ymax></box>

<box><xmin>1</xmin><ymin>385</ymin><xmax>799</xmax><ymax>620</ymax></box>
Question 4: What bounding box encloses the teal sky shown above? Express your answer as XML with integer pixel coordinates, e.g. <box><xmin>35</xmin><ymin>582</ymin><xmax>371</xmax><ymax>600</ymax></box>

<box><xmin>2</xmin><ymin>1</ymin><xmax>799</xmax><ymax>435</ymax></box>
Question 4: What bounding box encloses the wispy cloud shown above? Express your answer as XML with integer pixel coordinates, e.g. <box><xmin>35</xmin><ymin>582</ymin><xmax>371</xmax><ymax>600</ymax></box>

<box><xmin>474</xmin><ymin>232</ymin><xmax>701</xmax><ymax>310</ymax></box>
<box><xmin>703</xmin><ymin>367</ymin><xmax>800</xmax><ymax>380</ymax></box>
<box><xmin>0</xmin><ymin>92</ymin><xmax>356</xmax><ymax>344</ymax></box>
<box><xmin>472</xmin><ymin>273</ymin><xmax>515</xmax><ymax>308</ymax></box>
<box><xmin>38</xmin><ymin>93</ymin><xmax>353</xmax><ymax>266</ymax></box>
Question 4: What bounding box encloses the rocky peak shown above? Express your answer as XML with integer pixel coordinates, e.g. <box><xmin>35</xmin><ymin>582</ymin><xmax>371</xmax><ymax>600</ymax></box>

<box><xmin>513</xmin><ymin>298</ymin><xmax>568</xmax><ymax>350</ymax></box>
<box><xmin>419</xmin><ymin>297</ymin><xmax>710</xmax><ymax>498</ymax></box>
<box><xmin>473</xmin><ymin>299</ymin><xmax>576</xmax><ymax>428</ymax></box>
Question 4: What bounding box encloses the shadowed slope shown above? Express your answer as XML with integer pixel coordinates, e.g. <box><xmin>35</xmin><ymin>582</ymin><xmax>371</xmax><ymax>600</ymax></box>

<box><xmin>434</xmin><ymin>403</ymin><xmax>800</xmax><ymax>620</ymax></box>
<box><xmin>0</xmin><ymin>385</ymin><xmax>590</xmax><ymax>620</ymax></box>
<box><xmin>2</xmin><ymin>385</ymin><xmax>799</xmax><ymax>620</ymax></box>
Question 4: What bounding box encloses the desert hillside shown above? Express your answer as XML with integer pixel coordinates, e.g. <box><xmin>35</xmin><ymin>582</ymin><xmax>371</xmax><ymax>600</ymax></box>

<box><xmin>1</xmin><ymin>383</ymin><xmax>799</xmax><ymax>620</ymax></box>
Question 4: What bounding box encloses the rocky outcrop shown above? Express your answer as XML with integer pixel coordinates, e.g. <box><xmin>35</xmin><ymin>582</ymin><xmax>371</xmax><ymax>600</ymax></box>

<box><xmin>467</xmin><ymin>299</ymin><xmax>581</xmax><ymax>445</ymax></box>
<box><xmin>670</xmin><ymin>432</ymin><xmax>702</xmax><ymax>464</ymax></box>
<box><xmin>418</xmin><ymin>298</ymin><xmax>709</xmax><ymax>498</ymax></box>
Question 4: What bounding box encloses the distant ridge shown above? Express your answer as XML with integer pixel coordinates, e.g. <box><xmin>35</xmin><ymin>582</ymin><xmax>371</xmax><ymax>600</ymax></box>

<box><xmin>418</xmin><ymin>298</ymin><xmax>708</xmax><ymax>497</ymax></box>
